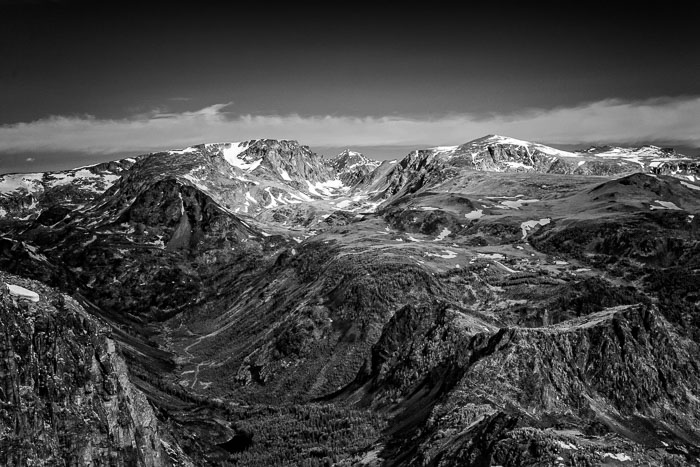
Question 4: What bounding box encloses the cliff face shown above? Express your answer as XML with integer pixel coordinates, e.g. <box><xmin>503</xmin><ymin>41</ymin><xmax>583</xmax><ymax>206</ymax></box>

<box><xmin>233</xmin><ymin>139</ymin><xmax>336</xmax><ymax>183</ymax></box>
<box><xmin>0</xmin><ymin>272</ymin><xmax>170</xmax><ymax>466</ymax></box>
<box><xmin>365</xmin><ymin>304</ymin><xmax>700</xmax><ymax>466</ymax></box>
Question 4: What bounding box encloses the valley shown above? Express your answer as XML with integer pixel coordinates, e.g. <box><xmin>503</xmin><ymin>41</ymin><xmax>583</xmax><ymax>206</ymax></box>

<box><xmin>1</xmin><ymin>135</ymin><xmax>699</xmax><ymax>466</ymax></box>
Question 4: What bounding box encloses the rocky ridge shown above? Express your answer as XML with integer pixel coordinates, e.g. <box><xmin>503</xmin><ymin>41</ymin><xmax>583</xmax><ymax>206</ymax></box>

<box><xmin>0</xmin><ymin>272</ymin><xmax>183</xmax><ymax>466</ymax></box>
<box><xmin>0</xmin><ymin>135</ymin><xmax>699</xmax><ymax>465</ymax></box>
<box><xmin>364</xmin><ymin>135</ymin><xmax>700</xmax><ymax>205</ymax></box>
<box><xmin>0</xmin><ymin>157</ymin><xmax>136</xmax><ymax>220</ymax></box>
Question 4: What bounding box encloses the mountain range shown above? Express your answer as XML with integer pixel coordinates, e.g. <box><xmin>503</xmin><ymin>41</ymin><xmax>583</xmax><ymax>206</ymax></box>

<box><xmin>1</xmin><ymin>135</ymin><xmax>699</xmax><ymax>466</ymax></box>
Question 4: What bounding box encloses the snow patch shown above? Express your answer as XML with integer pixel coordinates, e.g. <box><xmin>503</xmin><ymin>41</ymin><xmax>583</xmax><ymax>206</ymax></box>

<box><xmin>503</xmin><ymin>161</ymin><xmax>532</xmax><ymax>169</ymax></box>
<box><xmin>245</xmin><ymin>191</ymin><xmax>258</xmax><ymax>204</ymax></box>
<box><xmin>222</xmin><ymin>142</ymin><xmax>262</xmax><ymax>172</ymax></box>
<box><xmin>650</xmin><ymin>200</ymin><xmax>682</xmax><ymax>211</ymax></box>
<box><xmin>603</xmin><ymin>453</ymin><xmax>631</xmax><ymax>462</ymax></box>
<box><xmin>306</xmin><ymin>179</ymin><xmax>346</xmax><ymax>198</ymax></box>
<box><xmin>178</xmin><ymin>192</ymin><xmax>185</xmax><ymax>216</ymax></box>
<box><xmin>681</xmin><ymin>181</ymin><xmax>700</xmax><ymax>191</ymax></box>
<box><xmin>425</xmin><ymin>249</ymin><xmax>457</xmax><ymax>259</ymax></box>
<box><xmin>477</xmin><ymin>253</ymin><xmax>505</xmax><ymax>260</ymax></box>
<box><xmin>434</xmin><ymin>228</ymin><xmax>451</xmax><ymax>241</ymax></box>
<box><xmin>82</xmin><ymin>235</ymin><xmax>97</xmax><ymax>247</ymax></box>
<box><xmin>316</xmin><ymin>179</ymin><xmax>345</xmax><ymax>195</ymax></box>
<box><xmin>465</xmin><ymin>209</ymin><xmax>483</xmax><ymax>220</ymax></box>
<box><xmin>264</xmin><ymin>188</ymin><xmax>278</xmax><ymax>209</ymax></box>
<box><xmin>0</xmin><ymin>173</ymin><xmax>44</xmax><ymax>195</ymax></box>
<box><xmin>183</xmin><ymin>174</ymin><xmax>209</xmax><ymax>192</ymax></box>
<box><xmin>279</xmin><ymin>194</ymin><xmax>301</xmax><ymax>204</ymax></box>
<box><xmin>496</xmin><ymin>198</ymin><xmax>539</xmax><ymax>210</ymax></box>
<box><xmin>306</xmin><ymin>180</ymin><xmax>322</xmax><ymax>197</ymax></box>
<box><xmin>235</xmin><ymin>175</ymin><xmax>256</xmax><ymax>184</ymax></box>
<box><xmin>169</xmin><ymin>146</ymin><xmax>198</xmax><ymax>154</ymax></box>
<box><xmin>521</xmin><ymin>218</ymin><xmax>551</xmax><ymax>239</ymax></box>
<box><xmin>485</xmin><ymin>135</ymin><xmax>579</xmax><ymax>158</ymax></box>
<box><xmin>430</xmin><ymin>145</ymin><xmax>459</xmax><ymax>154</ymax></box>
<box><xmin>494</xmin><ymin>261</ymin><xmax>516</xmax><ymax>273</ymax></box>
<box><xmin>279</xmin><ymin>168</ymin><xmax>292</xmax><ymax>181</ymax></box>
<box><xmin>245</xmin><ymin>159</ymin><xmax>262</xmax><ymax>172</ymax></box>
<box><xmin>287</xmin><ymin>192</ymin><xmax>312</xmax><ymax>202</ymax></box>
<box><xmin>221</xmin><ymin>141</ymin><xmax>248</xmax><ymax>162</ymax></box>
<box><xmin>6</xmin><ymin>283</ymin><xmax>40</xmax><ymax>302</ymax></box>
<box><xmin>554</xmin><ymin>440</ymin><xmax>578</xmax><ymax>451</ymax></box>
<box><xmin>41</xmin><ymin>167</ymin><xmax>120</xmax><ymax>194</ymax></box>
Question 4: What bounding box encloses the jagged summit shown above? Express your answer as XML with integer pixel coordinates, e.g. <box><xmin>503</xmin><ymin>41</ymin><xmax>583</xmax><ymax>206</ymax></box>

<box><xmin>331</xmin><ymin>149</ymin><xmax>379</xmax><ymax>166</ymax></box>
<box><xmin>330</xmin><ymin>149</ymin><xmax>381</xmax><ymax>186</ymax></box>
<box><xmin>335</xmin><ymin>148</ymin><xmax>363</xmax><ymax>157</ymax></box>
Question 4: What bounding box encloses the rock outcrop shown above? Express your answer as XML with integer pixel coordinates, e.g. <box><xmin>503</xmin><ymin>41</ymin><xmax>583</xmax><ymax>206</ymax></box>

<box><xmin>0</xmin><ymin>272</ymin><xmax>172</xmax><ymax>466</ymax></box>
<box><xmin>365</xmin><ymin>304</ymin><xmax>700</xmax><ymax>466</ymax></box>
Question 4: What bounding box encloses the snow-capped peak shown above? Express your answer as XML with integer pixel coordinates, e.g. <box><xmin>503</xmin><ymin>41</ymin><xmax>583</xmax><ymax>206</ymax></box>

<box><xmin>331</xmin><ymin>150</ymin><xmax>380</xmax><ymax>171</ymax></box>
<box><xmin>338</xmin><ymin>149</ymin><xmax>363</xmax><ymax>158</ymax></box>
<box><xmin>583</xmin><ymin>145</ymin><xmax>678</xmax><ymax>158</ymax></box>
<box><xmin>474</xmin><ymin>134</ymin><xmax>580</xmax><ymax>158</ymax></box>
<box><xmin>429</xmin><ymin>145</ymin><xmax>460</xmax><ymax>154</ymax></box>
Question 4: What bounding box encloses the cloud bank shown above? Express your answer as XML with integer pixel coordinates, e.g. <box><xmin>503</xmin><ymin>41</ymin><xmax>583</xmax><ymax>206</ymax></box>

<box><xmin>1</xmin><ymin>97</ymin><xmax>699</xmax><ymax>155</ymax></box>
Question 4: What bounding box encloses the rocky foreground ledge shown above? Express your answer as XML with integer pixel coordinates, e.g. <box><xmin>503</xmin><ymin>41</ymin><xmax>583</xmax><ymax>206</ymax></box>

<box><xmin>0</xmin><ymin>272</ymin><xmax>186</xmax><ymax>466</ymax></box>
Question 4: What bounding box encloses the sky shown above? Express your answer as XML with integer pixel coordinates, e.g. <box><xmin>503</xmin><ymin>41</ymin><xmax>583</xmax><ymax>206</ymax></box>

<box><xmin>1</xmin><ymin>0</ymin><xmax>699</xmax><ymax>173</ymax></box>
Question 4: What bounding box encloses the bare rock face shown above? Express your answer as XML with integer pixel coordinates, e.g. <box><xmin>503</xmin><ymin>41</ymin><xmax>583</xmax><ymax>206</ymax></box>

<box><xmin>366</xmin><ymin>304</ymin><xmax>700</xmax><ymax>466</ymax></box>
<box><xmin>331</xmin><ymin>150</ymin><xmax>382</xmax><ymax>186</ymax></box>
<box><xmin>236</xmin><ymin>139</ymin><xmax>335</xmax><ymax>183</ymax></box>
<box><xmin>0</xmin><ymin>272</ymin><xmax>170</xmax><ymax>466</ymax></box>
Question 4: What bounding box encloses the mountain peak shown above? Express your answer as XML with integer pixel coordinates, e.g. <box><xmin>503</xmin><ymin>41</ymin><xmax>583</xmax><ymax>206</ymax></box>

<box><xmin>457</xmin><ymin>135</ymin><xmax>580</xmax><ymax>159</ymax></box>
<box><xmin>337</xmin><ymin>149</ymin><xmax>362</xmax><ymax>157</ymax></box>
<box><xmin>330</xmin><ymin>149</ymin><xmax>381</xmax><ymax>186</ymax></box>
